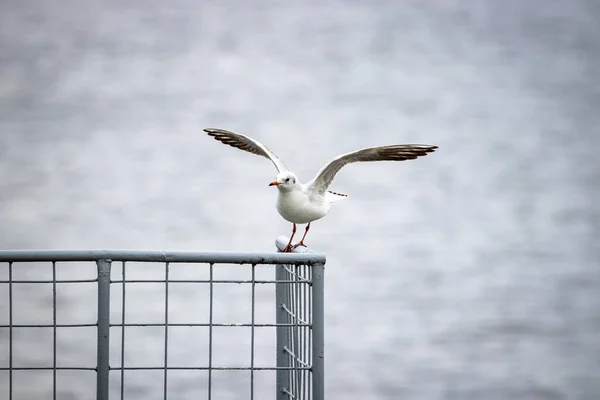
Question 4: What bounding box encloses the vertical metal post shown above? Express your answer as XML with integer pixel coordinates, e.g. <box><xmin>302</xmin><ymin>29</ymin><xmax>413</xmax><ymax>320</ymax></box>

<box><xmin>8</xmin><ymin>262</ymin><xmax>13</xmax><ymax>400</ymax></box>
<box><xmin>292</xmin><ymin>265</ymin><xmax>301</xmax><ymax>397</ymax></box>
<box><xmin>250</xmin><ymin>264</ymin><xmax>256</xmax><ymax>400</ymax></box>
<box><xmin>163</xmin><ymin>262</ymin><xmax>169</xmax><ymax>400</ymax></box>
<box><xmin>52</xmin><ymin>261</ymin><xmax>57</xmax><ymax>400</ymax></box>
<box><xmin>208</xmin><ymin>263</ymin><xmax>214</xmax><ymax>400</ymax></box>
<box><xmin>120</xmin><ymin>262</ymin><xmax>126</xmax><ymax>400</ymax></box>
<box><xmin>275</xmin><ymin>264</ymin><xmax>290</xmax><ymax>400</ymax></box>
<box><xmin>97</xmin><ymin>260</ymin><xmax>111</xmax><ymax>400</ymax></box>
<box><xmin>311</xmin><ymin>263</ymin><xmax>325</xmax><ymax>400</ymax></box>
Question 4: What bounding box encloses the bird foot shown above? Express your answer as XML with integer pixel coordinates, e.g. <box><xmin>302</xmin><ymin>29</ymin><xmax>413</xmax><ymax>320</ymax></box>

<box><xmin>282</xmin><ymin>244</ymin><xmax>293</xmax><ymax>253</ymax></box>
<box><xmin>291</xmin><ymin>242</ymin><xmax>307</xmax><ymax>249</ymax></box>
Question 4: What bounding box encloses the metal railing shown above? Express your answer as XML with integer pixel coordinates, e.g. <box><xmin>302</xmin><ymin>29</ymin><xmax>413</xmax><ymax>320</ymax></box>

<box><xmin>0</xmin><ymin>238</ymin><xmax>325</xmax><ymax>400</ymax></box>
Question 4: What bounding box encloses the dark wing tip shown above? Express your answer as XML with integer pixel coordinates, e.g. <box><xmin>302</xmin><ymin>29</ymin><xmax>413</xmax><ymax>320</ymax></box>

<box><xmin>204</xmin><ymin>128</ymin><xmax>227</xmax><ymax>137</ymax></box>
<box><xmin>403</xmin><ymin>144</ymin><xmax>438</xmax><ymax>152</ymax></box>
<box><xmin>203</xmin><ymin>128</ymin><xmax>236</xmax><ymax>142</ymax></box>
<box><xmin>203</xmin><ymin>128</ymin><xmax>269</xmax><ymax>159</ymax></box>
<box><xmin>377</xmin><ymin>144</ymin><xmax>438</xmax><ymax>160</ymax></box>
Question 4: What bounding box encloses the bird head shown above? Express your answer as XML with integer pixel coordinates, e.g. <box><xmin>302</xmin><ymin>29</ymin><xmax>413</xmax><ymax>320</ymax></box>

<box><xmin>269</xmin><ymin>171</ymin><xmax>298</xmax><ymax>192</ymax></box>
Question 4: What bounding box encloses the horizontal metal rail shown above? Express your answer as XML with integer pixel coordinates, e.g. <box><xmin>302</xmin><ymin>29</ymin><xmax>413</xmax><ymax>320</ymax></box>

<box><xmin>0</xmin><ymin>322</ymin><xmax>311</xmax><ymax>328</ymax></box>
<box><xmin>0</xmin><ymin>249</ymin><xmax>325</xmax><ymax>264</ymax></box>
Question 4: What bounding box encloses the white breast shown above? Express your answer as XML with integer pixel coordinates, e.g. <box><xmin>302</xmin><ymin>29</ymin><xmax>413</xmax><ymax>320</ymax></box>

<box><xmin>276</xmin><ymin>190</ymin><xmax>328</xmax><ymax>224</ymax></box>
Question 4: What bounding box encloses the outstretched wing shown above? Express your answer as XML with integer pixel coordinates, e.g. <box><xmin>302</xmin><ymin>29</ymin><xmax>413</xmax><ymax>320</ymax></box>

<box><xmin>307</xmin><ymin>144</ymin><xmax>438</xmax><ymax>195</ymax></box>
<box><xmin>204</xmin><ymin>128</ymin><xmax>288</xmax><ymax>173</ymax></box>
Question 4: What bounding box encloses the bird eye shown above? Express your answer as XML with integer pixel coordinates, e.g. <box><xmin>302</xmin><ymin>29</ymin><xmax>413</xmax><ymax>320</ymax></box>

<box><xmin>285</xmin><ymin>178</ymin><xmax>290</xmax><ymax>182</ymax></box>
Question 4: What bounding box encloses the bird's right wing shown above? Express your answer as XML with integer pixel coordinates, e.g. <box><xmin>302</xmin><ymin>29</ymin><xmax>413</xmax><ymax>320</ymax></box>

<box><xmin>307</xmin><ymin>144</ymin><xmax>438</xmax><ymax>196</ymax></box>
<box><xmin>204</xmin><ymin>128</ymin><xmax>288</xmax><ymax>173</ymax></box>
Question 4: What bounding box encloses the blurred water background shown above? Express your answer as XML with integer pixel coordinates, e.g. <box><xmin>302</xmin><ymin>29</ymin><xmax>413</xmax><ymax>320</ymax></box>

<box><xmin>0</xmin><ymin>0</ymin><xmax>599</xmax><ymax>399</ymax></box>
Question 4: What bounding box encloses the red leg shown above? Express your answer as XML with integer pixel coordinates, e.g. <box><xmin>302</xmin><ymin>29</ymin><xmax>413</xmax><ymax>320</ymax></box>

<box><xmin>282</xmin><ymin>224</ymin><xmax>297</xmax><ymax>252</ymax></box>
<box><xmin>292</xmin><ymin>223</ymin><xmax>310</xmax><ymax>249</ymax></box>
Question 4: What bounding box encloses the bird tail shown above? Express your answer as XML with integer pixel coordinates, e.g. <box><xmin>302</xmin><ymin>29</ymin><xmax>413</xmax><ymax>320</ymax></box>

<box><xmin>326</xmin><ymin>190</ymin><xmax>348</xmax><ymax>202</ymax></box>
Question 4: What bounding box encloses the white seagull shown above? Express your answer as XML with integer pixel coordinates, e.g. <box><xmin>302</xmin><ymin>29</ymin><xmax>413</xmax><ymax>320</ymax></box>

<box><xmin>204</xmin><ymin>128</ymin><xmax>438</xmax><ymax>252</ymax></box>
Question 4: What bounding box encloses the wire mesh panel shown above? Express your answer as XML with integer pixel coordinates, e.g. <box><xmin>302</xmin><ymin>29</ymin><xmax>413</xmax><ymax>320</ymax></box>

<box><xmin>0</xmin><ymin>249</ymin><xmax>325</xmax><ymax>400</ymax></box>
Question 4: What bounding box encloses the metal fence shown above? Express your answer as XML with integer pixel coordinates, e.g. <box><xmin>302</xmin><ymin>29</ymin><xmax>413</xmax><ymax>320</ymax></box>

<box><xmin>0</xmin><ymin>238</ymin><xmax>325</xmax><ymax>400</ymax></box>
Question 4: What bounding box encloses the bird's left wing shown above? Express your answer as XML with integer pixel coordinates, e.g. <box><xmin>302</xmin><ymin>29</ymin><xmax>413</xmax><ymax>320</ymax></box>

<box><xmin>306</xmin><ymin>144</ymin><xmax>438</xmax><ymax>196</ymax></box>
<box><xmin>204</xmin><ymin>128</ymin><xmax>288</xmax><ymax>173</ymax></box>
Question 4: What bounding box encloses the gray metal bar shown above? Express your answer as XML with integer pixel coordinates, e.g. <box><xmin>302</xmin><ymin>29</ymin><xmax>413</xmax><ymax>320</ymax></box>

<box><xmin>0</xmin><ymin>322</ymin><xmax>310</xmax><ymax>328</ymax></box>
<box><xmin>282</xmin><ymin>348</ymin><xmax>311</xmax><ymax>368</ymax></box>
<box><xmin>311</xmin><ymin>263</ymin><xmax>325</xmax><ymax>400</ymax></box>
<box><xmin>52</xmin><ymin>261</ymin><xmax>57</xmax><ymax>400</ymax></box>
<box><xmin>120</xmin><ymin>262</ymin><xmax>126</xmax><ymax>400</ymax></box>
<box><xmin>250</xmin><ymin>264</ymin><xmax>256</xmax><ymax>400</ymax></box>
<box><xmin>0</xmin><ymin>367</ymin><xmax>97</xmax><ymax>371</ymax></box>
<box><xmin>293</xmin><ymin>265</ymin><xmax>301</xmax><ymax>398</ymax></box>
<box><xmin>276</xmin><ymin>263</ymin><xmax>291</xmax><ymax>400</ymax></box>
<box><xmin>302</xmin><ymin>264</ymin><xmax>309</xmax><ymax>400</ymax></box>
<box><xmin>280</xmin><ymin>303</ymin><xmax>310</xmax><ymax>325</ymax></box>
<box><xmin>0</xmin><ymin>250</ymin><xmax>325</xmax><ymax>265</ymax></box>
<box><xmin>108</xmin><ymin>279</ymin><xmax>305</xmax><ymax>284</ymax></box>
<box><xmin>0</xmin><ymin>366</ymin><xmax>310</xmax><ymax>371</ymax></box>
<box><xmin>1</xmin><ymin>323</ymin><xmax>97</xmax><ymax>328</ymax></box>
<box><xmin>286</xmin><ymin>266</ymin><xmax>295</xmax><ymax>399</ymax></box>
<box><xmin>96</xmin><ymin>260</ymin><xmax>111</xmax><ymax>400</ymax></box>
<box><xmin>163</xmin><ymin>262</ymin><xmax>169</xmax><ymax>400</ymax></box>
<box><xmin>0</xmin><ymin>279</ymin><xmax>98</xmax><ymax>283</ymax></box>
<box><xmin>307</xmin><ymin>264</ymin><xmax>312</xmax><ymax>400</ymax></box>
<box><xmin>208</xmin><ymin>263</ymin><xmax>214</xmax><ymax>400</ymax></box>
<box><xmin>8</xmin><ymin>262</ymin><xmax>13</xmax><ymax>400</ymax></box>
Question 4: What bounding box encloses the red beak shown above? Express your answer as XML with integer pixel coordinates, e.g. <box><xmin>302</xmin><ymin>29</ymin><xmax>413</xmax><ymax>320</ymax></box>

<box><xmin>269</xmin><ymin>181</ymin><xmax>279</xmax><ymax>186</ymax></box>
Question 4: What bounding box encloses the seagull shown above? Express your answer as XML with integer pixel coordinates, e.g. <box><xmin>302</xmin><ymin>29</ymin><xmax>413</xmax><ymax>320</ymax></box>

<box><xmin>204</xmin><ymin>128</ymin><xmax>438</xmax><ymax>252</ymax></box>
